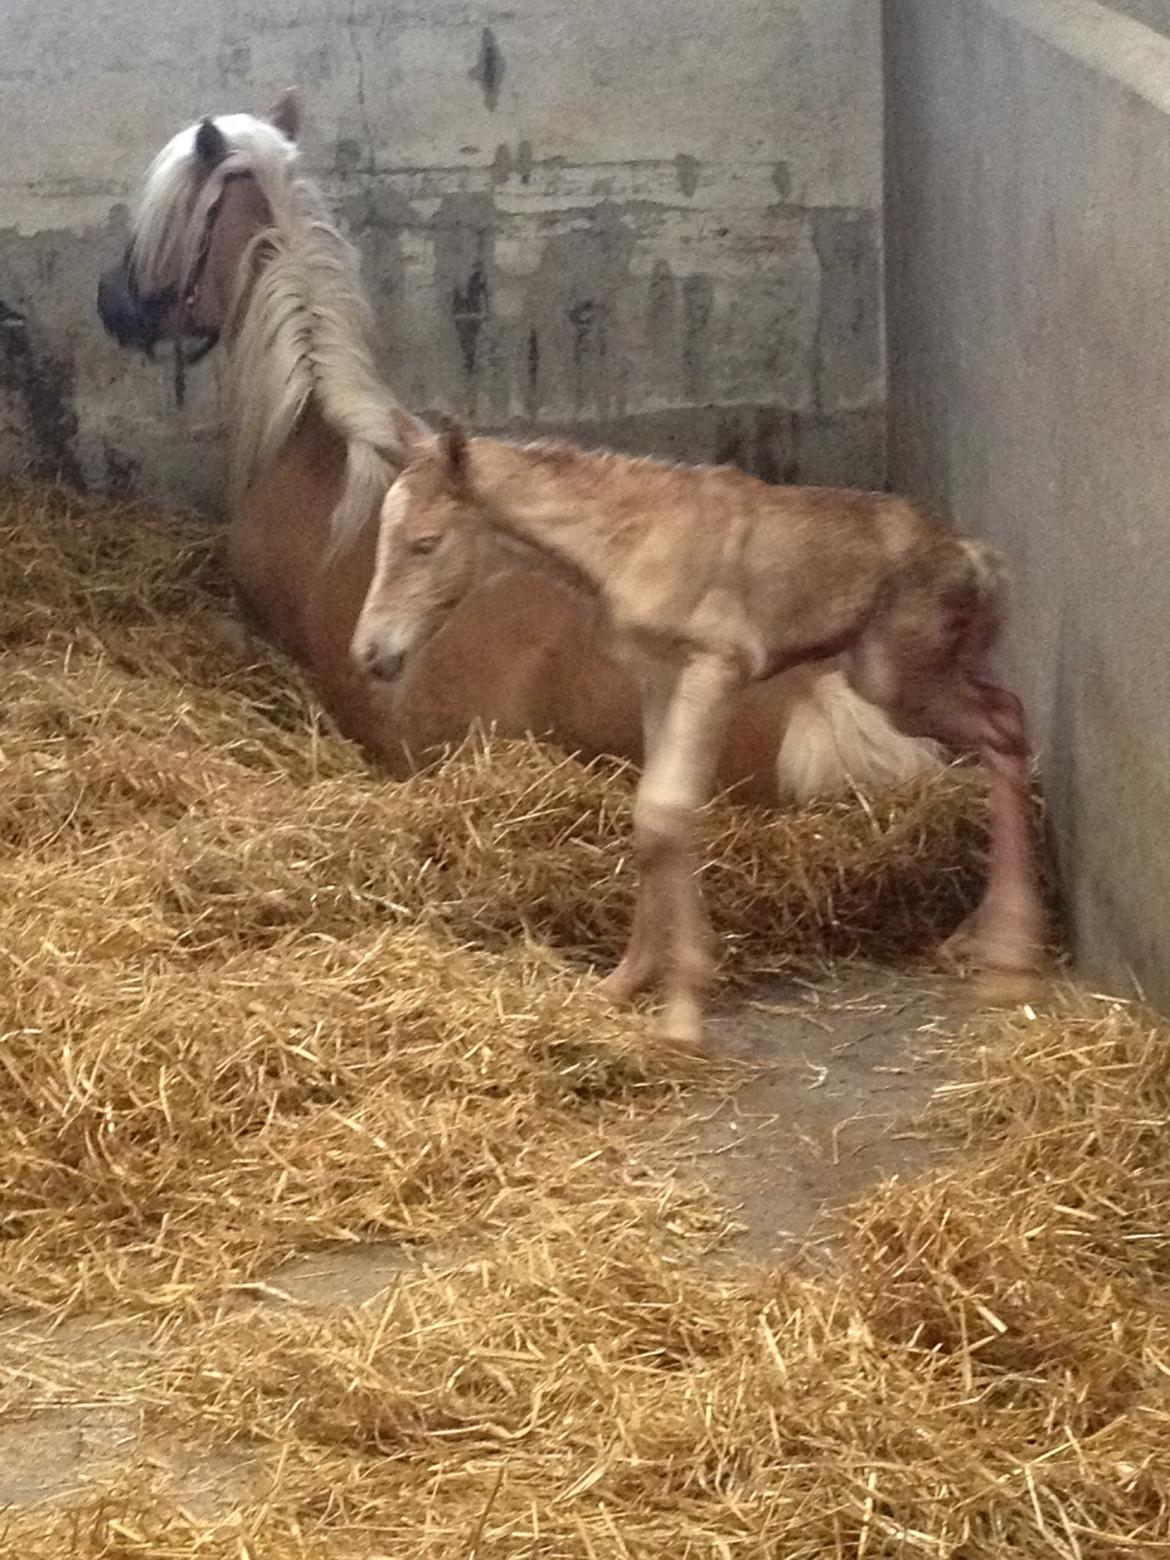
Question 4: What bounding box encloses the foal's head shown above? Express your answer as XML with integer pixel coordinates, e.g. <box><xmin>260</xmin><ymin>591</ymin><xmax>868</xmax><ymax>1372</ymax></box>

<box><xmin>97</xmin><ymin>92</ymin><xmax>301</xmax><ymax>361</ymax></box>
<box><xmin>351</xmin><ymin>421</ymin><xmax>487</xmax><ymax>682</ymax></box>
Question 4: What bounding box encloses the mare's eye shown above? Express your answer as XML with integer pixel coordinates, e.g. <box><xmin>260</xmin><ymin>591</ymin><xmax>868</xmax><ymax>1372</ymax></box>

<box><xmin>410</xmin><ymin>534</ymin><xmax>441</xmax><ymax>557</ymax></box>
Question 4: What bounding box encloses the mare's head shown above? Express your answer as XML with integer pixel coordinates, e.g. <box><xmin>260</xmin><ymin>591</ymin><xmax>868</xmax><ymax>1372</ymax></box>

<box><xmin>351</xmin><ymin>419</ymin><xmax>487</xmax><ymax>682</ymax></box>
<box><xmin>97</xmin><ymin>92</ymin><xmax>302</xmax><ymax>362</ymax></box>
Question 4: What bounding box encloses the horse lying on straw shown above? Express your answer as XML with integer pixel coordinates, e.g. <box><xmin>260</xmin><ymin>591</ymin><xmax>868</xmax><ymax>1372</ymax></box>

<box><xmin>96</xmin><ymin>93</ymin><xmax>940</xmax><ymax>805</ymax></box>
<box><xmin>353</xmin><ymin>419</ymin><xmax>1046</xmax><ymax>1049</ymax></box>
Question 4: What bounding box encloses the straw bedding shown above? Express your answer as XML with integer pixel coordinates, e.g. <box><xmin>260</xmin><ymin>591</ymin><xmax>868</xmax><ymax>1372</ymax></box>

<box><xmin>2</xmin><ymin>483</ymin><xmax>1167</xmax><ymax>1555</ymax></box>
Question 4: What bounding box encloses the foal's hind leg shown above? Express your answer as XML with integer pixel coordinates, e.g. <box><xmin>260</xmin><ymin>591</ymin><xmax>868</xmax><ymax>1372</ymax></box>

<box><xmin>849</xmin><ymin>645</ymin><xmax>1045</xmax><ymax>986</ymax></box>
<box><xmin>959</xmin><ymin>681</ymin><xmax>1046</xmax><ymax>988</ymax></box>
<box><xmin>930</xmin><ymin>681</ymin><xmax>1035</xmax><ymax>976</ymax></box>
<box><xmin>934</xmin><ymin>686</ymin><xmax>1043</xmax><ymax>983</ymax></box>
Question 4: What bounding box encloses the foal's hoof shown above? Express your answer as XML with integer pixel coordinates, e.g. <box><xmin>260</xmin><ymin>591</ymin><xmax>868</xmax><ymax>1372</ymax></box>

<box><xmin>655</xmin><ymin>1000</ymin><xmax>708</xmax><ymax>1056</ymax></box>
<box><xmin>971</xmin><ymin>964</ymin><xmax>1046</xmax><ymax>1009</ymax></box>
<box><xmin>934</xmin><ymin>914</ymin><xmax>982</xmax><ymax>973</ymax></box>
<box><xmin>598</xmin><ymin>967</ymin><xmax>642</xmax><ymax>1006</ymax></box>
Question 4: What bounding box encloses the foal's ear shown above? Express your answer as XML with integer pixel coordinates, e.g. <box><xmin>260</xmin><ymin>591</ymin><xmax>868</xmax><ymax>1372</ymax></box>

<box><xmin>385</xmin><ymin>408</ymin><xmax>429</xmax><ymax>465</ymax></box>
<box><xmin>194</xmin><ymin>118</ymin><xmax>230</xmax><ymax>169</ymax></box>
<box><xmin>267</xmin><ymin>89</ymin><xmax>302</xmax><ymax>142</ymax></box>
<box><xmin>438</xmin><ymin>420</ymin><xmax>470</xmax><ymax>492</ymax></box>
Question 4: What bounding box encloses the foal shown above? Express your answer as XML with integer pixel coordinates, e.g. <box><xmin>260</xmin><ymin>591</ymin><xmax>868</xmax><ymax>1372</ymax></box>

<box><xmin>353</xmin><ymin>422</ymin><xmax>1045</xmax><ymax>1048</ymax></box>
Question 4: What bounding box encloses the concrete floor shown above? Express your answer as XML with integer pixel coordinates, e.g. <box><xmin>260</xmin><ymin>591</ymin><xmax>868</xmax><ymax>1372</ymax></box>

<box><xmin>0</xmin><ymin>963</ymin><xmax>962</xmax><ymax>1515</ymax></box>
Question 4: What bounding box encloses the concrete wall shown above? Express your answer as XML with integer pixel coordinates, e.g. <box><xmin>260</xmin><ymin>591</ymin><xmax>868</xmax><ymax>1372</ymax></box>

<box><xmin>1107</xmin><ymin>0</ymin><xmax>1170</xmax><ymax>40</ymax></box>
<box><xmin>885</xmin><ymin>0</ymin><xmax>1170</xmax><ymax>1004</ymax></box>
<box><xmin>0</xmin><ymin>0</ymin><xmax>884</xmax><ymax>515</ymax></box>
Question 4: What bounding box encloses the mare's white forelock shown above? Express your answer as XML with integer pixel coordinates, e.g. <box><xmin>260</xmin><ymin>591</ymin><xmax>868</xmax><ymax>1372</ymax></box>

<box><xmin>128</xmin><ymin>111</ymin><xmax>415</xmax><ymax>548</ymax></box>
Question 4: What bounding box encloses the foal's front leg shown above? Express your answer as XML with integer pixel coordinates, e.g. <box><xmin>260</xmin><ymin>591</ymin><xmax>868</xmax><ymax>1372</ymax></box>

<box><xmin>603</xmin><ymin>653</ymin><xmax>742</xmax><ymax>1048</ymax></box>
<box><xmin>598</xmin><ymin>662</ymin><xmax>674</xmax><ymax>1005</ymax></box>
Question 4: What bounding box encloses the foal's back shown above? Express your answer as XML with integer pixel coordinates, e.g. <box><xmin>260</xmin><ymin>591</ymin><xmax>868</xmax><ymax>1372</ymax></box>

<box><xmin>541</xmin><ymin>443</ymin><xmax>948</xmax><ymax>674</ymax></box>
<box><xmin>735</xmin><ymin>478</ymin><xmax>954</xmax><ymax>663</ymax></box>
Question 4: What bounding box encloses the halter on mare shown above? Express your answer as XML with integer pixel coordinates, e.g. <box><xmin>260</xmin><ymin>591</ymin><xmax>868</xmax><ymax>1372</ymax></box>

<box><xmin>166</xmin><ymin>168</ymin><xmax>250</xmax><ymax>405</ymax></box>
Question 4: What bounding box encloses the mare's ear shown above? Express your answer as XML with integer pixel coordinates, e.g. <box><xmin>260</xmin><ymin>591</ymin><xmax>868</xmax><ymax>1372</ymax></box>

<box><xmin>267</xmin><ymin>89</ymin><xmax>302</xmax><ymax>142</ymax></box>
<box><xmin>195</xmin><ymin>118</ymin><xmax>230</xmax><ymax>169</ymax></box>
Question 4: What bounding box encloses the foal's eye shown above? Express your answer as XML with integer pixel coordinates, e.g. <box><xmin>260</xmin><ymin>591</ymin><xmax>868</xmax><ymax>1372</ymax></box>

<box><xmin>409</xmin><ymin>534</ymin><xmax>441</xmax><ymax>557</ymax></box>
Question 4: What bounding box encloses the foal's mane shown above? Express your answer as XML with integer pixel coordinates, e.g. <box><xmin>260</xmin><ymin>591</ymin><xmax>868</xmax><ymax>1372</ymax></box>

<box><xmin>132</xmin><ymin>114</ymin><xmax>414</xmax><ymax>546</ymax></box>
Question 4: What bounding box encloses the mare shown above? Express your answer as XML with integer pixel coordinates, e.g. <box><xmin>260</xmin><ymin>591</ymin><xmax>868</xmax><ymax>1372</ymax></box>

<box><xmin>96</xmin><ymin>95</ymin><xmax>943</xmax><ymax>803</ymax></box>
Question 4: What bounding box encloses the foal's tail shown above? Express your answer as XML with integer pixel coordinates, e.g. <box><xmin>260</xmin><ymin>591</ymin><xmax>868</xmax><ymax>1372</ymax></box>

<box><xmin>957</xmin><ymin>537</ymin><xmax>1011</xmax><ymax>606</ymax></box>
<box><xmin>952</xmin><ymin>537</ymin><xmax>1012</xmax><ymax>661</ymax></box>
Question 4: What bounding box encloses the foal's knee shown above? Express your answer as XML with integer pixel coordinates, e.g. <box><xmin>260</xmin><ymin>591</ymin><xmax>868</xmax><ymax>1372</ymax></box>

<box><xmin>633</xmin><ymin>796</ymin><xmax>692</xmax><ymax>862</ymax></box>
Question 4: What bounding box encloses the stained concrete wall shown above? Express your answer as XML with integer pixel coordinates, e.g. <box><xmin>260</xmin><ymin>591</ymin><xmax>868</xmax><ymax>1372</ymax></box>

<box><xmin>1108</xmin><ymin>0</ymin><xmax>1170</xmax><ymax>39</ymax></box>
<box><xmin>885</xmin><ymin>0</ymin><xmax>1170</xmax><ymax>1004</ymax></box>
<box><xmin>0</xmin><ymin>0</ymin><xmax>884</xmax><ymax>515</ymax></box>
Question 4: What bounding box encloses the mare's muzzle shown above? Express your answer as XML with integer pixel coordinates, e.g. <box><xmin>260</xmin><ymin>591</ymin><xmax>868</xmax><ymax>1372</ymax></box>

<box><xmin>97</xmin><ymin>259</ymin><xmax>174</xmax><ymax>353</ymax></box>
<box><xmin>360</xmin><ymin>643</ymin><xmax>407</xmax><ymax>683</ymax></box>
<box><xmin>97</xmin><ymin>257</ymin><xmax>218</xmax><ymax>367</ymax></box>
<box><xmin>352</xmin><ymin>625</ymin><xmax>407</xmax><ymax>683</ymax></box>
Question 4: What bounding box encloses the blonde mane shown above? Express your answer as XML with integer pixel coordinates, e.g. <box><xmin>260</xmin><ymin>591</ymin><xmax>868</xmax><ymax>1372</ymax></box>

<box><xmin>130</xmin><ymin>114</ymin><xmax>414</xmax><ymax>545</ymax></box>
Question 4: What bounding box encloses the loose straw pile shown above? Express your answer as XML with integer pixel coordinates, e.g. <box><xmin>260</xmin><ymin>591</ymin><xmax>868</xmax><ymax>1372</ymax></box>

<box><xmin>6</xmin><ymin>485</ymin><xmax>1157</xmax><ymax>1557</ymax></box>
